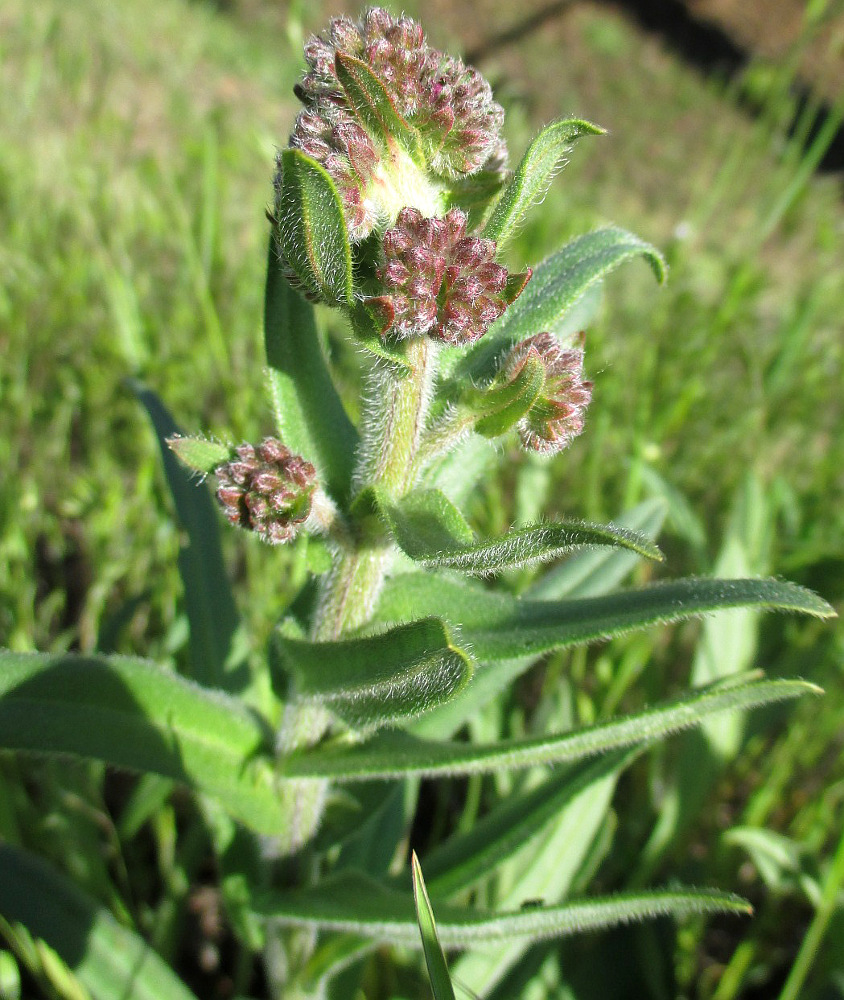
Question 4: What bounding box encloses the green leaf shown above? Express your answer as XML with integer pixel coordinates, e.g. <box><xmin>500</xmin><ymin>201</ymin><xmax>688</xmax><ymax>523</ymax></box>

<box><xmin>165</xmin><ymin>435</ymin><xmax>231</xmax><ymax>474</ymax></box>
<box><xmin>526</xmin><ymin>498</ymin><xmax>668</xmax><ymax>600</ymax></box>
<box><xmin>271</xmin><ymin>618</ymin><xmax>474</xmax><ymax>730</ymax></box>
<box><xmin>458</xmin><ymin>227</ymin><xmax>667</xmax><ymax>382</ymax></box>
<box><xmin>253</xmin><ymin>871</ymin><xmax>750</xmax><ymax>947</ymax></box>
<box><xmin>471</xmin><ymin>352</ymin><xmax>546</xmax><ymax>438</ymax></box>
<box><xmin>412</xmin><ymin>854</ymin><xmax>457</xmax><ymax>1000</ymax></box>
<box><xmin>280</xmin><ymin>676</ymin><xmax>817</xmax><ymax>780</ymax></box>
<box><xmin>378</xmin><ymin>489</ymin><xmax>662</xmax><ymax>575</ymax></box>
<box><xmin>373</xmin><ymin>574</ymin><xmax>833</xmax><ymax>662</ymax></box>
<box><xmin>276</xmin><ymin>148</ymin><xmax>354</xmax><ymax>306</ymax></box>
<box><xmin>483</xmin><ymin>118</ymin><xmax>605</xmax><ymax>247</ymax></box>
<box><xmin>0</xmin><ymin>651</ymin><xmax>287</xmax><ymax>835</ymax></box>
<box><xmin>335</xmin><ymin>53</ymin><xmax>424</xmax><ymax>161</ymax></box>
<box><xmin>0</xmin><ymin>843</ymin><xmax>199</xmax><ymax>1000</ymax></box>
<box><xmin>264</xmin><ymin>235</ymin><xmax>358</xmax><ymax>502</ymax></box>
<box><xmin>132</xmin><ymin>382</ymin><xmax>241</xmax><ymax>690</ymax></box>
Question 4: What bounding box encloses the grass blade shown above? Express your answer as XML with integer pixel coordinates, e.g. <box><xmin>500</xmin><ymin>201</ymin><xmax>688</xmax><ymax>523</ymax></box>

<box><xmin>413</xmin><ymin>853</ymin><xmax>457</xmax><ymax>1000</ymax></box>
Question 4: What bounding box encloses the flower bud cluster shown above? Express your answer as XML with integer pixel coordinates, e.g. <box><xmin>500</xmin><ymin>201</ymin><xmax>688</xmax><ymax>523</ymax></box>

<box><xmin>214</xmin><ymin>438</ymin><xmax>316</xmax><ymax>545</ymax></box>
<box><xmin>285</xmin><ymin>7</ymin><xmax>506</xmax><ymax>238</ymax></box>
<box><xmin>504</xmin><ymin>333</ymin><xmax>593</xmax><ymax>454</ymax></box>
<box><xmin>370</xmin><ymin>207</ymin><xmax>510</xmax><ymax>346</ymax></box>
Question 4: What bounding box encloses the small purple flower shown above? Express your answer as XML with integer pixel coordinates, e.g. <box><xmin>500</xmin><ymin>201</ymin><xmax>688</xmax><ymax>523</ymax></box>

<box><xmin>369</xmin><ymin>207</ymin><xmax>514</xmax><ymax>346</ymax></box>
<box><xmin>504</xmin><ymin>333</ymin><xmax>593</xmax><ymax>454</ymax></box>
<box><xmin>214</xmin><ymin>438</ymin><xmax>317</xmax><ymax>545</ymax></box>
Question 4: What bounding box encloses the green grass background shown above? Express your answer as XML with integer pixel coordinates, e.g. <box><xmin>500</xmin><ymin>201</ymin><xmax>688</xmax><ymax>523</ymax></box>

<box><xmin>1</xmin><ymin>0</ymin><xmax>842</xmax><ymax>996</ymax></box>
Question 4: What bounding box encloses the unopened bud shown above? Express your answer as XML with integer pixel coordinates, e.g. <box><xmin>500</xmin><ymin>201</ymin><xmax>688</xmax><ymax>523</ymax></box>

<box><xmin>214</xmin><ymin>438</ymin><xmax>317</xmax><ymax>545</ymax></box>
<box><xmin>505</xmin><ymin>333</ymin><xmax>593</xmax><ymax>454</ymax></box>
<box><xmin>368</xmin><ymin>207</ymin><xmax>515</xmax><ymax>346</ymax></box>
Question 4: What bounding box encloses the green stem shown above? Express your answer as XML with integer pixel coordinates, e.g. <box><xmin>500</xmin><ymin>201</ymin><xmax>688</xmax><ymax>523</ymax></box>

<box><xmin>274</xmin><ymin>335</ymin><xmax>439</xmax><ymax>855</ymax></box>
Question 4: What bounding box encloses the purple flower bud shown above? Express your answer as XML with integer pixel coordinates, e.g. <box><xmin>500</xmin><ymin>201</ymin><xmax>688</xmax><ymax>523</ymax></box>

<box><xmin>281</xmin><ymin>8</ymin><xmax>508</xmax><ymax>239</ymax></box>
<box><xmin>214</xmin><ymin>439</ymin><xmax>317</xmax><ymax>545</ymax></box>
<box><xmin>370</xmin><ymin>207</ymin><xmax>514</xmax><ymax>346</ymax></box>
<box><xmin>505</xmin><ymin>333</ymin><xmax>593</xmax><ymax>454</ymax></box>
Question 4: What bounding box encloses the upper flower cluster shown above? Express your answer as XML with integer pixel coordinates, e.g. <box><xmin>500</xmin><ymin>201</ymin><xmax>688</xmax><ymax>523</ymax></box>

<box><xmin>284</xmin><ymin>7</ymin><xmax>507</xmax><ymax>239</ymax></box>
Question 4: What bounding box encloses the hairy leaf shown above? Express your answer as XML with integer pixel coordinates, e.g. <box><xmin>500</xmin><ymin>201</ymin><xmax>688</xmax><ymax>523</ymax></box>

<box><xmin>0</xmin><ymin>651</ymin><xmax>287</xmax><ymax>834</ymax></box>
<box><xmin>373</xmin><ymin>574</ymin><xmax>833</xmax><ymax>661</ymax></box>
<box><xmin>254</xmin><ymin>871</ymin><xmax>750</xmax><ymax>947</ymax></box>
<box><xmin>0</xmin><ymin>843</ymin><xmax>198</xmax><ymax>1000</ymax></box>
<box><xmin>276</xmin><ymin>149</ymin><xmax>354</xmax><ymax>305</ymax></box>
<box><xmin>335</xmin><ymin>53</ymin><xmax>424</xmax><ymax>161</ymax></box>
<box><xmin>271</xmin><ymin>618</ymin><xmax>474</xmax><ymax>729</ymax></box>
<box><xmin>378</xmin><ymin>488</ymin><xmax>662</xmax><ymax>574</ymax></box>
<box><xmin>280</xmin><ymin>677</ymin><xmax>817</xmax><ymax>780</ymax></box>
<box><xmin>458</xmin><ymin>228</ymin><xmax>667</xmax><ymax>382</ymax></box>
<box><xmin>484</xmin><ymin>118</ymin><xmax>605</xmax><ymax>247</ymax></box>
<box><xmin>264</xmin><ymin>235</ymin><xmax>358</xmax><ymax>501</ymax></box>
<box><xmin>165</xmin><ymin>435</ymin><xmax>231</xmax><ymax>474</ymax></box>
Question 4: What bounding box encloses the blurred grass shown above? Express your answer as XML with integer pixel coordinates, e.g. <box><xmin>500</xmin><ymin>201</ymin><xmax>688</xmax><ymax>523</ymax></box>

<box><xmin>0</xmin><ymin>0</ymin><xmax>842</xmax><ymax>995</ymax></box>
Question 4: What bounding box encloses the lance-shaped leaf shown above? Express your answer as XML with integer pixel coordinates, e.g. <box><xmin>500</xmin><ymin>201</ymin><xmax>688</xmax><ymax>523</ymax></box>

<box><xmin>484</xmin><ymin>118</ymin><xmax>605</xmax><ymax>248</ymax></box>
<box><xmin>276</xmin><ymin>148</ymin><xmax>354</xmax><ymax>306</ymax></box>
<box><xmin>165</xmin><ymin>435</ymin><xmax>231</xmax><ymax>474</ymax></box>
<box><xmin>253</xmin><ymin>871</ymin><xmax>750</xmax><ymax>947</ymax></box>
<box><xmin>133</xmin><ymin>382</ymin><xmax>240</xmax><ymax>691</ymax></box>
<box><xmin>335</xmin><ymin>53</ymin><xmax>424</xmax><ymax>162</ymax></box>
<box><xmin>0</xmin><ymin>844</ymin><xmax>199</xmax><ymax>1000</ymax></box>
<box><xmin>457</xmin><ymin>227</ymin><xmax>666</xmax><ymax>383</ymax></box>
<box><xmin>0</xmin><ymin>651</ymin><xmax>288</xmax><ymax>835</ymax></box>
<box><xmin>271</xmin><ymin>618</ymin><xmax>474</xmax><ymax>729</ymax></box>
<box><xmin>279</xmin><ymin>676</ymin><xmax>818</xmax><ymax>781</ymax></box>
<box><xmin>376</xmin><ymin>488</ymin><xmax>662</xmax><ymax>575</ymax></box>
<box><xmin>264</xmin><ymin>235</ymin><xmax>358</xmax><ymax>502</ymax></box>
<box><xmin>413</xmin><ymin>854</ymin><xmax>457</xmax><ymax>1000</ymax></box>
<box><xmin>372</xmin><ymin>574</ymin><xmax>833</xmax><ymax>662</ymax></box>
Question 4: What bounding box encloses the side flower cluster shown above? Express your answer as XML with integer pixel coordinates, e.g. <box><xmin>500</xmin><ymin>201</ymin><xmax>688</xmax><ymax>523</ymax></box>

<box><xmin>504</xmin><ymin>333</ymin><xmax>593</xmax><ymax>454</ymax></box>
<box><xmin>214</xmin><ymin>438</ymin><xmax>316</xmax><ymax>545</ymax></box>
<box><xmin>284</xmin><ymin>7</ymin><xmax>507</xmax><ymax>239</ymax></box>
<box><xmin>368</xmin><ymin>207</ymin><xmax>515</xmax><ymax>346</ymax></box>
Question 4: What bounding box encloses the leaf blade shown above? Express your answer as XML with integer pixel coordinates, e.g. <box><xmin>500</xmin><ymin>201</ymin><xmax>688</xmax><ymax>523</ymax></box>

<box><xmin>264</xmin><ymin>234</ymin><xmax>358</xmax><ymax>501</ymax></box>
<box><xmin>272</xmin><ymin>618</ymin><xmax>475</xmax><ymax>730</ymax></box>
<box><xmin>483</xmin><ymin>118</ymin><xmax>605</xmax><ymax>247</ymax></box>
<box><xmin>280</xmin><ymin>677</ymin><xmax>818</xmax><ymax>780</ymax></box>
<box><xmin>0</xmin><ymin>651</ymin><xmax>286</xmax><ymax>834</ymax></box>
<box><xmin>459</xmin><ymin>227</ymin><xmax>666</xmax><ymax>382</ymax></box>
<box><xmin>379</xmin><ymin>489</ymin><xmax>663</xmax><ymax>574</ymax></box>
<box><xmin>132</xmin><ymin>382</ymin><xmax>240</xmax><ymax>690</ymax></box>
<box><xmin>276</xmin><ymin>148</ymin><xmax>354</xmax><ymax>306</ymax></box>
<box><xmin>412</xmin><ymin>854</ymin><xmax>457</xmax><ymax>1000</ymax></box>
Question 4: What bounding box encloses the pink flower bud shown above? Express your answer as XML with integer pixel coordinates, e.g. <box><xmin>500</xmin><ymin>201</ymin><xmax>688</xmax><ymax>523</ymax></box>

<box><xmin>505</xmin><ymin>333</ymin><xmax>593</xmax><ymax>454</ymax></box>
<box><xmin>370</xmin><ymin>207</ymin><xmax>514</xmax><ymax>346</ymax></box>
<box><xmin>214</xmin><ymin>439</ymin><xmax>317</xmax><ymax>545</ymax></box>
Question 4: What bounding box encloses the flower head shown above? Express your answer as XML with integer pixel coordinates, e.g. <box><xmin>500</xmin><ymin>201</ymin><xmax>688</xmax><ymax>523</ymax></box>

<box><xmin>283</xmin><ymin>8</ymin><xmax>507</xmax><ymax>240</ymax></box>
<box><xmin>214</xmin><ymin>438</ymin><xmax>317</xmax><ymax>545</ymax></box>
<box><xmin>504</xmin><ymin>333</ymin><xmax>593</xmax><ymax>453</ymax></box>
<box><xmin>368</xmin><ymin>207</ymin><xmax>515</xmax><ymax>346</ymax></box>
